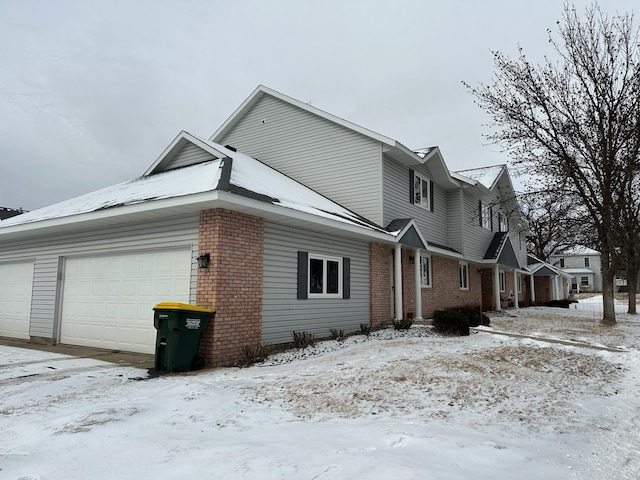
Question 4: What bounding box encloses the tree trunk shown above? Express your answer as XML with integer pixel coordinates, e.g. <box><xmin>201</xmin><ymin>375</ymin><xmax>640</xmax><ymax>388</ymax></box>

<box><xmin>601</xmin><ymin>248</ymin><xmax>619</xmax><ymax>325</ymax></box>
<box><xmin>629</xmin><ymin>268</ymin><xmax>639</xmax><ymax>315</ymax></box>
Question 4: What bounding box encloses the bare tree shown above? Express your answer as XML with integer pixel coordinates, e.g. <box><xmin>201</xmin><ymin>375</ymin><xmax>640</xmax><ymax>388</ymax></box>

<box><xmin>465</xmin><ymin>3</ymin><xmax>640</xmax><ymax>324</ymax></box>
<box><xmin>520</xmin><ymin>189</ymin><xmax>587</xmax><ymax>262</ymax></box>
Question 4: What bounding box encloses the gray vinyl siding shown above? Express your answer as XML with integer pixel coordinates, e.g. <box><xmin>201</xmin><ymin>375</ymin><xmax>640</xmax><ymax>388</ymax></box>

<box><xmin>166</xmin><ymin>142</ymin><xmax>215</xmax><ymax>171</ymax></box>
<box><xmin>447</xmin><ymin>189</ymin><xmax>464</xmax><ymax>253</ymax></box>
<box><xmin>0</xmin><ymin>215</ymin><xmax>199</xmax><ymax>340</ymax></box>
<box><xmin>462</xmin><ymin>190</ymin><xmax>497</xmax><ymax>262</ymax></box>
<box><xmin>262</xmin><ymin>221</ymin><xmax>370</xmax><ymax>344</ymax></box>
<box><xmin>218</xmin><ymin>95</ymin><xmax>384</xmax><ymax>224</ymax></box>
<box><xmin>382</xmin><ymin>157</ymin><xmax>449</xmax><ymax>246</ymax></box>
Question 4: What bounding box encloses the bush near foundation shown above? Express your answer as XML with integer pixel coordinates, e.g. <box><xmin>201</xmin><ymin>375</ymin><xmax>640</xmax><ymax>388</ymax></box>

<box><xmin>444</xmin><ymin>305</ymin><xmax>490</xmax><ymax>327</ymax></box>
<box><xmin>432</xmin><ymin>310</ymin><xmax>470</xmax><ymax>336</ymax></box>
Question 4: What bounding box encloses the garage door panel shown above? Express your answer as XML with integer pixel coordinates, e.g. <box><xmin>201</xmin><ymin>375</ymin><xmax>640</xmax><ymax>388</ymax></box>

<box><xmin>0</xmin><ymin>262</ymin><xmax>34</xmax><ymax>340</ymax></box>
<box><xmin>60</xmin><ymin>249</ymin><xmax>191</xmax><ymax>354</ymax></box>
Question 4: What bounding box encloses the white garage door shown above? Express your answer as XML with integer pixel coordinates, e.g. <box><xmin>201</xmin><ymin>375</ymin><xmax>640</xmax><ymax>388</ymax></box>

<box><xmin>60</xmin><ymin>249</ymin><xmax>192</xmax><ymax>354</ymax></box>
<box><xmin>0</xmin><ymin>261</ymin><xmax>34</xmax><ymax>340</ymax></box>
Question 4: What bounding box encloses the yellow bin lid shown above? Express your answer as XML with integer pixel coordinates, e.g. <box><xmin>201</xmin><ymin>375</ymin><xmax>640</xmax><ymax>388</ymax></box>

<box><xmin>153</xmin><ymin>302</ymin><xmax>214</xmax><ymax>313</ymax></box>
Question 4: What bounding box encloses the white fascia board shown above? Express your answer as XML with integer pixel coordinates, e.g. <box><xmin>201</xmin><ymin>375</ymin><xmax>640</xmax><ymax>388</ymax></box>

<box><xmin>143</xmin><ymin>130</ymin><xmax>191</xmax><ymax>176</ymax></box>
<box><xmin>0</xmin><ymin>189</ymin><xmax>397</xmax><ymax>244</ymax></box>
<box><xmin>425</xmin><ymin>246</ymin><xmax>464</xmax><ymax>259</ymax></box>
<box><xmin>449</xmin><ymin>170</ymin><xmax>477</xmax><ymax>186</ymax></box>
<box><xmin>211</xmin><ymin>85</ymin><xmax>403</xmax><ymax>150</ymax></box>
<box><xmin>210</xmin><ymin>191</ymin><xmax>398</xmax><ymax>243</ymax></box>
<box><xmin>143</xmin><ymin>131</ymin><xmax>229</xmax><ymax>176</ymax></box>
<box><xmin>0</xmin><ymin>191</ymin><xmax>222</xmax><ymax>239</ymax></box>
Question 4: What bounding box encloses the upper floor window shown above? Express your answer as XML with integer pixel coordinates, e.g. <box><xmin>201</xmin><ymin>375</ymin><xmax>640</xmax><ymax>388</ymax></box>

<box><xmin>411</xmin><ymin>171</ymin><xmax>434</xmax><ymax>212</ymax></box>
<box><xmin>459</xmin><ymin>262</ymin><xmax>469</xmax><ymax>290</ymax></box>
<box><xmin>420</xmin><ymin>254</ymin><xmax>432</xmax><ymax>288</ymax></box>
<box><xmin>584</xmin><ymin>257</ymin><xmax>590</xmax><ymax>267</ymax></box>
<box><xmin>558</xmin><ymin>258</ymin><xmax>565</xmax><ymax>268</ymax></box>
<box><xmin>498</xmin><ymin>212</ymin><xmax>509</xmax><ymax>232</ymax></box>
<box><xmin>479</xmin><ymin>201</ymin><xmax>492</xmax><ymax>230</ymax></box>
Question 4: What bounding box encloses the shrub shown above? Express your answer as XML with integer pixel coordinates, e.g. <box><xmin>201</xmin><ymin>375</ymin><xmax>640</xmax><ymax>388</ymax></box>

<box><xmin>444</xmin><ymin>305</ymin><xmax>490</xmax><ymax>328</ymax></box>
<box><xmin>241</xmin><ymin>343</ymin><xmax>272</xmax><ymax>367</ymax></box>
<box><xmin>330</xmin><ymin>328</ymin><xmax>346</xmax><ymax>342</ymax></box>
<box><xmin>432</xmin><ymin>310</ymin><xmax>470</xmax><ymax>336</ymax></box>
<box><xmin>360</xmin><ymin>323</ymin><xmax>371</xmax><ymax>336</ymax></box>
<box><xmin>292</xmin><ymin>330</ymin><xmax>316</xmax><ymax>349</ymax></box>
<box><xmin>392</xmin><ymin>318</ymin><xmax>414</xmax><ymax>330</ymax></box>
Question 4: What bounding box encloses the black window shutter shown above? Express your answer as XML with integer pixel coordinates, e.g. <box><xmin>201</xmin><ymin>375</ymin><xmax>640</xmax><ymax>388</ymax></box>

<box><xmin>429</xmin><ymin>180</ymin><xmax>434</xmax><ymax>212</ymax></box>
<box><xmin>297</xmin><ymin>251</ymin><xmax>308</xmax><ymax>300</ymax></box>
<box><xmin>409</xmin><ymin>169</ymin><xmax>415</xmax><ymax>204</ymax></box>
<box><xmin>490</xmin><ymin>206</ymin><xmax>494</xmax><ymax>231</ymax></box>
<box><xmin>478</xmin><ymin>201</ymin><xmax>482</xmax><ymax>227</ymax></box>
<box><xmin>343</xmin><ymin>257</ymin><xmax>350</xmax><ymax>299</ymax></box>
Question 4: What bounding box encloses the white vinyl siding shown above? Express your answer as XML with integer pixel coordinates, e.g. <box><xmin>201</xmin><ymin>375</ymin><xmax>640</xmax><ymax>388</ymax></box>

<box><xmin>263</xmin><ymin>221</ymin><xmax>370</xmax><ymax>345</ymax></box>
<box><xmin>0</xmin><ymin>215</ymin><xmax>198</xmax><ymax>340</ymax></box>
<box><xmin>218</xmin><ymin>95</ymin><xmax>384</xmax><ymax>224</ymax></box>
<box><xmin>0</xmin><ymin>261</ymin><xmax>34</xmax><ymax>339</ymax></box>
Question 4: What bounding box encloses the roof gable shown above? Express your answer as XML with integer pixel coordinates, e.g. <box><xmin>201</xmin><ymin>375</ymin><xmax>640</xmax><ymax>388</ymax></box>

<box><xmin>211</xmin><ymin>85</ymin><xmax>424</xmax><ymax>167</ymax></box>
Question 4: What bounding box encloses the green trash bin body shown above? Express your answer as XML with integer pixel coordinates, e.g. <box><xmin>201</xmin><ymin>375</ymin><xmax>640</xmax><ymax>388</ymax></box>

<box><xmin>153</xmin><ymin>302</ymin><xmax>214</xmax><ymax>373</ymax></box>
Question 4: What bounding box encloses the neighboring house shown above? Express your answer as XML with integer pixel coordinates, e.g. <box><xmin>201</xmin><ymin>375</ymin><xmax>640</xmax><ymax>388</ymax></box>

<box><xmin>0</xmin><ymin>85</ymin><xmax>565</xmax><ymax>366</ymax></box>
<box><xmin>0</xmin><ymin>207</ymin><xmax>25</xmax><ymax>220</ymax></box>
<box><xmin>549</xmin><ymin>247</ymin><xmax>602</xmax><ymax>292</ymax></box>
<box><xmin>525</xmin><ymin>254</ymin><xmax>573</xmax><ymax>302</ymax></box>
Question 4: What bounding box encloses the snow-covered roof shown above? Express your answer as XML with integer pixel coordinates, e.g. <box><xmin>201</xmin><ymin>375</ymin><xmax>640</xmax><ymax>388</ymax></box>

<box><xmin>0</xmin><ymin>160</ymin><xmax>223</xmax><ymax>228</ymax></box>
<box><xmin>562</xmin><ymin>268</ymin><xmax>595</xmax><ymax>275</ymax></box>
<box><xmin>454</xmin><ymin>165</ymin><xmax>506</xmax><ymax>190</ymax></box>
<box><xmin>413</xmin><ymin>147</ymin><xmax>436</xmax><ymax>159</ymax></box>
<box><xmin>557</xmin><ymin>246</ymin><xmax>600</xmax><ymax>256</ymax></box>
<box><xmin>0</xmin><ymin>133</ymin><xmax>394</xmax><ymax>240</ymax></box>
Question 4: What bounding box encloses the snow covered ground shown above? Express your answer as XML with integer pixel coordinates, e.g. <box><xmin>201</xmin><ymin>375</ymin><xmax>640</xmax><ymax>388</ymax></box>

<box><xmin>2</xmin><ymin>296</ymin><xmax>639</xmax><ymax>479</ymax></box>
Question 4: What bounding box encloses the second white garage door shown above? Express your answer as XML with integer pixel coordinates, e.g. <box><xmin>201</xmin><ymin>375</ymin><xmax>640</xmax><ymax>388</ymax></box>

<box><xmin>60</xmin><ymin>249</ymin><xmax>192</xmax><ymax>354</ymax></box>
<box><xmin>0</xmin><ymin>261</ymin><xmax>34</xmax><ymax>340</ymax></box>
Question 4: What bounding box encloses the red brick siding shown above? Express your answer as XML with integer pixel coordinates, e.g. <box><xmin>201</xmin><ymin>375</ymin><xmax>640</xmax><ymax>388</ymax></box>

<box><xmin>196</xmin><ymin>208</ymin><xmax>264</xmax><ymax>367</ymax></box>
<box><xmin>369</xmin><ymin>243</ymin><xmax>391</xmax><ymax>327</ymax></box>
<box><xmin>421</xmin><ymin>256</ymin><xmax>483</xmax><ymax>318</ymax></box>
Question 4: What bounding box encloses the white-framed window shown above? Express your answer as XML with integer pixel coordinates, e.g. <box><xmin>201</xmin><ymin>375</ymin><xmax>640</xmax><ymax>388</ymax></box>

<box><xmin>559</xmin><ymin>258</ymin><xmax>565</xmax><ymax>268</ymax></box>
<box><xmin>499</xmin><ymin>271</ymin><xmax>506</xmax><ymax>292</ymax></box>
<box><xmin>420</xmin><ymin>254</ymin><xmax>432</xmax><ymax>288</ymax></box>
<box><xmin>459</xmin><ymin>262</ymin><xmax>469</xmax><ymax>290</ymax></box>
<box><xmin>580</xmin><ymin>276</ymin><xmax>589</xmax><ymax>286</ymax></box>
<box><xmin>309</xmin><ymin>255</ymin><xmax>342</xmax><ymax>298</ymax></box>
<box><xmin>480</xmin><ymin>201</ymin><xmax>492</xmax><ymax>230</ymax></box>
<box><xmin>584</xmin><ymin>257</ymin><xmax>590</xmax><ymax>267</ymax></box>
<box><xmin>413</xmin><ymin>173</ymin><xmax>431</xmax><ymax>210</ymax></box>
<box><xmin>517</xmin><ymin>274</ymin><xmax>522</xmax><ymax>293</ymax></box>
<box><xmin>498</xmin><ymin>212</ymin><xmax>508</xmax><ymax>232</ymax></box>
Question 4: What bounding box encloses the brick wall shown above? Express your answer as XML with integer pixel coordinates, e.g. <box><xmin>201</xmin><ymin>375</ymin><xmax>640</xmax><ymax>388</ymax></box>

<box><xmin>421</xmin><ymin>256</ymin><xmax>483</xmax><ymax>318</ymax></box>
<box><xmin>196</xmin><ymin>208</ymin><xmax>264</xmax><ymax>367</ymax></box>
<box><xmin>369</xmin><ymin>243</ymin><xmax>391</xmax><ymax>327</ymax></box>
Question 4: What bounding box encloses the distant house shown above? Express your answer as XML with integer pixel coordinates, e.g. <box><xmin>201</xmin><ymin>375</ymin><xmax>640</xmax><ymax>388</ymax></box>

<box><xmin>549</xmin><ymin>247</ymin><xmax>602</xmax><ymax>293</ymax></box>
<box><xmin>0</xmin><ymin>207</ymin><xmax>25</xmax><ymax>220</ymax></box>
<box><xmin>0</xmin><ymin>85</ymin><xmax>565</xmax><ymax>366</ymax></box>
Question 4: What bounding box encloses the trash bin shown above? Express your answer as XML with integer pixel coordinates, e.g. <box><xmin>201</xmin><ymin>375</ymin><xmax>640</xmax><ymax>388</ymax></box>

<box><xmin>153</xmin><ymin>302</ymin><xmax>215</xmax><ymax>373</ymax></box>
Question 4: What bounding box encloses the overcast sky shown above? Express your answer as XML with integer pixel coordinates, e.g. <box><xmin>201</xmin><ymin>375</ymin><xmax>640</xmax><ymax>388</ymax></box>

<box><xmin>1</xmin><ymin>0</ymin><xmax>637</xmax><ymax>211</ymax></box>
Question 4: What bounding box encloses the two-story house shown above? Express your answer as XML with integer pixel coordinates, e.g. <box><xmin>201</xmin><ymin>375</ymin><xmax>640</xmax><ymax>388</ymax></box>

<box><xmin>0</xmin><ymin>85</ymin><xmax>563</xmax><ymax>366</ymax></box>
<box><xmin>549</xmin><ymin>247</ymin><xmax>602</xmax><ymax>293</ymax></box>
